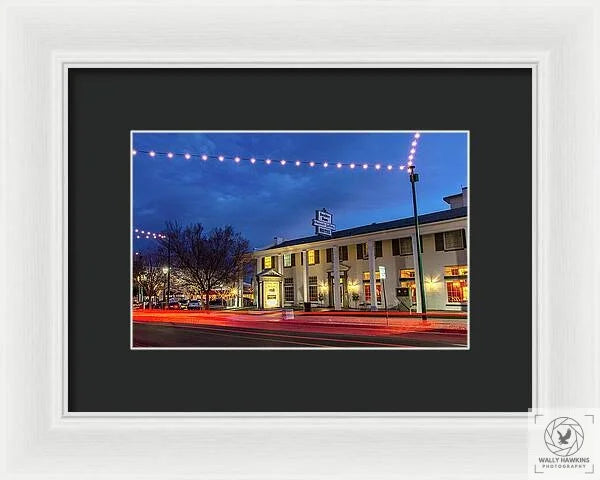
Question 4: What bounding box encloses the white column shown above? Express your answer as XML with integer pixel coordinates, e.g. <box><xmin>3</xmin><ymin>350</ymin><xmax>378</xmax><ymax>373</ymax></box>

<box><xmin>279</xmin><ymin>254</ymin><xmax>284</xmax><ymax>307</ymax></box>
<box><xmin>411</xmin><ymin>233</ymin><xmax>423</xmax><ymax>313</ymax></box>
<box><xmin>367</xmin><ymin>240</ymin><xmax>378</xmax><ymax>311</ymax></box>
<box><xmin>238</xmin><ymin>277</ymin><xmax>244</xmax><ymax>308</ymax></box>
<box><xmin>302</xmin><ymin>250</ymin><xmax>309</xmax><ymax>303</ymax></box>
<box><xmin>333</xmin><ymin>246</ymin><xmax>341</xmax><ymax>310</ymax></box>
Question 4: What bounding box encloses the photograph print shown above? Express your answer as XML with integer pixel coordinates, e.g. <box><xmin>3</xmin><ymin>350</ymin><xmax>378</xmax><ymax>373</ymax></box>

<box><xmin>132</xmin><ymin>131</ymin><xmax>468</xmax><ymax>349</ymax></box>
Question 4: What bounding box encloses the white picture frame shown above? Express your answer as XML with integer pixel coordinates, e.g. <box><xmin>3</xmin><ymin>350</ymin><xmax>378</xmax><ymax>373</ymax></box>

<box><xmin>1</xmin><ymin>0</ymin><xmax>598</xmax><ymax>478</ymax></box>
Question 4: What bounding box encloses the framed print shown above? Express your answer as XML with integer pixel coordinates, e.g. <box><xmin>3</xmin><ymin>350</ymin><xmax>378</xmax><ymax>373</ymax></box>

<box><xmin>68</xmin><ymin>68</ymin><xmax>530</xmax><ymax>413</ymax></box>
<box><xmin>1</xmin><ymin>1</ymin><xmax>599</xmax><ymax>479</ymax></box>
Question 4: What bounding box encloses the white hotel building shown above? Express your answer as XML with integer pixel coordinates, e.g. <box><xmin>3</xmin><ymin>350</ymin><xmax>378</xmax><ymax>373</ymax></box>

<box><xmin>253</xmin><ymin>188</ymin><xmax>468</xmax><ymax>313</ymax></box>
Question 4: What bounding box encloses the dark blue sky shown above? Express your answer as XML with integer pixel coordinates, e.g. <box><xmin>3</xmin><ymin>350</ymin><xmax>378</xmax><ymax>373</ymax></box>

<box><xmin>132</xmin><ymin>132</ymin><xmax>467</xmax><ymax>250</ymax></box>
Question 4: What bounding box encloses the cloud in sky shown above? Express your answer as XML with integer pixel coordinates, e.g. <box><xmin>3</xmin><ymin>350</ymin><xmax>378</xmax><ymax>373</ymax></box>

<box><xmin>133</xmin><ymin>132</ymin><xmax>468</xmax><ymax>249</ymax></box>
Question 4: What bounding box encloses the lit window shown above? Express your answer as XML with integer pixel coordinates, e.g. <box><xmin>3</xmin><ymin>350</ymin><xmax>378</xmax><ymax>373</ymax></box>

<box><xmin>364</xmin><ymin>284</ymin><xmax>382</xmax><ymax>303</ymax></box>
<box><xmin>264</xmin><ymin>256</ymin><xmax>272</xmax><ymax>269</ymax></box>
<box><xmin>444</xmin><ymin>230</ymin><xmax>465</xmax><ymax>250</ymax></box>
<box><xmin>362</xmin><ymin>271</ymin><xmax>381</xmax><ymax>281</ymax></box>
<box><xmin>400</xmin><ymin>279</ymin><xmax>417</xmax><ymax>304</ymax></box>
<box><xmin>307</xmin><ymin>250</ymin><xmax>319</xmax><ymax>265</ymax></box>
<box><xmin>283</xmin><ymin>253</ymin><xmax>292</xmax><ymax>267</ymax></box>
<box><xmin>444</xmin><ymin>265</ymin><xmax>468</xmax><ymax>304</ymax></box>
<box><xmin>444</xmin><ymin>265</ymin><xmax>468</xmax><ymax>277</ymax></box>
<box><xmin>446</xmin><ymin>279</ymin><xmax>468</xmax><ymax>303</ymax></box>
<box><xmin>400</xmin><ymin>269</ymin><xmax>415</xmax><ymax>279</ymax></box>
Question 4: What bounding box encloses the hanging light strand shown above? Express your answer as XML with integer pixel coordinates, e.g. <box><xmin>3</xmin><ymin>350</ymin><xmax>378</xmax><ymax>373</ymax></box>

<box><xmin>132</xmin><ymin>132</ymin><xmax>422</xmax><ymax>172</ymax></box>
<box><xmin>133</xmin><ymin>228</ymin><xmax>166</xmax><ymax>240</ymax></box>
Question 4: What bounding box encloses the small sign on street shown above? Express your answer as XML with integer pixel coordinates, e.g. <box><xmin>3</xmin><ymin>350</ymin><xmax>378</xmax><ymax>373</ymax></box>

<box><xmin>378</xmin><ymin>265</ymin><xmax>386</xmax><ymax>279</ymax></box>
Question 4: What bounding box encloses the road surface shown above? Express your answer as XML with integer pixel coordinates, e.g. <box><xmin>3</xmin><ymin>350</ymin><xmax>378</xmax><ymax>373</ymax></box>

<box><xmin>133</xmin><ymin>321</ymin><xmax>467</xmax><ymax>348</ymax></box>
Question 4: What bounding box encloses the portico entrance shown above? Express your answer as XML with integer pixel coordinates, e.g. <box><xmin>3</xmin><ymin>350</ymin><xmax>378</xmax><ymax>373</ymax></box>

<box><xmin>256</xmin><ymin>268</ymin><xmax>283</xmax><ymax>309</ymax></box>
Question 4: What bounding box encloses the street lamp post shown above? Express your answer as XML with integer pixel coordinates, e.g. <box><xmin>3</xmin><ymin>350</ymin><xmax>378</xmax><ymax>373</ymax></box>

<box><xmin>162</xmin><ymin>266</ymin><xmax>169</xmax><ymax>309</ymax></box>
<box><xmin>408</xmin><ymin>165</ymin><xmax>428</xmax><ymax>321</ymax></box>
<box><xmin>164</xmin><ymin>234</ymin><xmax>171</xmax><ymax>307</ymax></box>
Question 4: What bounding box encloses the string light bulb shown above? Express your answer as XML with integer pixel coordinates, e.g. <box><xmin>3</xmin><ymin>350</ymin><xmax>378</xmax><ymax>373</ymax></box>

<box><xmin>250</xmin><ymin>157</ymin><xmax>256</xmax><ymax>164</ymax></box>
<box><xmin>350</xmin><ymin>163</ymin><xmax>355</xmax><ymax>169</ymax></box>
<box><xmin>201</xmin><ymin>154</ymin><xmax>208</xmax><ymax>161</ymax></box>
<box><xmin>295</xmin><ymin>160</ymin><xmax>301</xmax><ymax>166</ymax></box>
<box><xmin>323</xmin><ymin>162</ymin><xmax>328</xmax><ymax>167</ymax></box>
<box><xmin>218</xmin><ymin>155</ymin><xmax>224</xmax><ymax>162</ymax></box>
<box><xmin>149</xmin><ymin>151</ymin><xmax>156</xmax><ymax>157</ymax></box>
<box><xmin>265</xmin><ymin>158</ymin><xmax>272</xmax><ymax>165</ymax></box>
<box><xmin>184</xmin><ymin>153</ymin><xmax>191</xmax><ymax>160</ymax></box>
<box><xmin>234</xmin><ymin>156</ymin><xmax>240</xmax><ymax>163</ymax></box>
<box><xmin>309</xmin><ymin>161</ymin><xmax>315</xmax><ymax>167</ymax></box>
<box><xmin>280</xmin><ymin>160</ymin><xmax>286</xmax><ymax>165</ymax></box>
<box><xmin>132</xmin><ymin>149</ymin><xmax>137</xmax><ymax>155</ymax></box>
<box><xmin>363</xmin><ymin>164</ymin><xmax>368</xmax><ymax>169</ymax></box>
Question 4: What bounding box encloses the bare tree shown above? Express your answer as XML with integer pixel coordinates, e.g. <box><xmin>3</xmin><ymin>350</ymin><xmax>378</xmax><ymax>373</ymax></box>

<box><xmin>164</xmin><ymin>222</ymin><xmax>251</xmax><ymax>310</ymax></box>
<box><xmin>135</xmin><ymin>249</ymin><xmax>167</xmax><ymax>307</ymax></box>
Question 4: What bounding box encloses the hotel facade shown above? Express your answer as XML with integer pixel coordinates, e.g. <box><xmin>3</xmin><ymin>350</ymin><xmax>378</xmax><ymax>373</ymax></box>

<box><xmin>252</xmin><ymin>188</ymin><xmax>468</xmax><ymax>313</ymax></box>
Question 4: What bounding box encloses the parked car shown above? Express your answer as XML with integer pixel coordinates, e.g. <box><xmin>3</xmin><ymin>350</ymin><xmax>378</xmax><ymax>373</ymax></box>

<box><xmin>188</xmin><ymin>300</ymin><xmax>201</xmax><ymax>310</ymax></box>
<box><xmin>178</xmin><ymin>299</ymin><xmax>189</xmax><ymax>310</ymax></box>
<box><xmin>167</xmin><ymin>300</ymin><xmax>180</xmax><ymax>310</ymax></box>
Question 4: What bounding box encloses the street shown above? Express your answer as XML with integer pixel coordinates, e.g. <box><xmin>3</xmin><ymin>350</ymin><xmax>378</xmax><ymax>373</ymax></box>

<box><xmin>132</xmin><ymin>310</ymin><xmax>467</xmax><ymax>348</ymax></box>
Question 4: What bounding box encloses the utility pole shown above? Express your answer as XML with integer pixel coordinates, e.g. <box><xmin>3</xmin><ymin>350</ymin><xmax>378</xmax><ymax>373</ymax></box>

<box><xmin>408</xmin><ymin>165</ymin><xmax>427</xmax><ymax>321</ymax></box>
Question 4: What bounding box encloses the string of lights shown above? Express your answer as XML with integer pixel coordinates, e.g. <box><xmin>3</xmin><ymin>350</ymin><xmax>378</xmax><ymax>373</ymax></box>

<box><xmin>133</xmin><ymin>228</ymin><xmax>166</xmax><ymax>240</ymax></box>
<box><xmin>132</xmin><ymin>132</ymin><xmax>422</xmax><ymax>173</ymax></box>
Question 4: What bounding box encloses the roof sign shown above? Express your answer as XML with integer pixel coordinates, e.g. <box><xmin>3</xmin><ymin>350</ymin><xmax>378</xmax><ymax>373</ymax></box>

<box><xmin>312</xmin><ymin>208</ymin><xmax>336</xmax><ymax>237</ymax></box>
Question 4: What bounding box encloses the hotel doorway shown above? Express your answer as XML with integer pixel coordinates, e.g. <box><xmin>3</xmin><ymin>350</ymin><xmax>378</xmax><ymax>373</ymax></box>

<box><xmin>327</xmin><ymin>271</ymin><xmax>348</xmax><ymax>308</ymax></box>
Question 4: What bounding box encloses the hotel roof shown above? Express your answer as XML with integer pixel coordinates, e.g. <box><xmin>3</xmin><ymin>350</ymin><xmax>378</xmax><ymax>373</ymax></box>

<box><xmin>262</xmin><ymin>206</ymin><xmax>468</xmax><ymax>251</ymax></box>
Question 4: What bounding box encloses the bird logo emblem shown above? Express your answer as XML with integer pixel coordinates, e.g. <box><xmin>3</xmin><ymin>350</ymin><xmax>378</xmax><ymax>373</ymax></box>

<box><xmin>556</xmin><ymin>428</ymin><xmax>571</xmax><ymax>445</ymax></box>
<box><xmin>545</xmin><ymin>418</ymin><xmax>584</xmax><ymax>456</ymax></box>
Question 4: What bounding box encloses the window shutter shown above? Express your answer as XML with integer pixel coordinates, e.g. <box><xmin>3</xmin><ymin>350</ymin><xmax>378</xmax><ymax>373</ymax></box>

<box><xmin>326</xmin><ymin>248</ymin><xmax>332</xmax><ymax>263</ymax></box>
<box><xmin>375</xmin><ymin>241</ymin><xmax>383</xmax><ymax>258</ymax></box>
<box><xmin>261</xmin><ymin>257</ymin><xmax>265</xmax><ymax>269</ymax></box>
<box><xmin>392</xmin><ymin>239</ymin><xmax>400</xmax><ymax>256</ymax></box>
<box><xmin>314</xmin><ymin>249</ymin><xmax>320</xmax><ymax>264</ymax></box>
<box><xmin>435</xmin><ymin>233</ymin><xmax>445</xmax><ymax>251</ymax></box>
<box><xmin>271</xmin><ymin>256</ymin><xmax>277</xmax><ymax>269</ymax></box>
<box><xmin>291</xmin><ymin>253</ymin><xmax>296</xmax><ymax>266</ymax></box>
<box><xmin>357</xmin><ymin>243</ymin><xmax>363</xmax><ymax>259</ymax></box>
<box><xmin>462</xmin><ymin>229</ymin><xmax>467</xmax><ymax>248</ymax></box>
<box><xmin>340</xmin><ymin>245</ymin><xmax>348</xmax><ymax>261</ymax></box>
<box><xmin>301</xmin><ymin>253</ymin><xmax>303</xmax><ymax>265</ymax></box>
